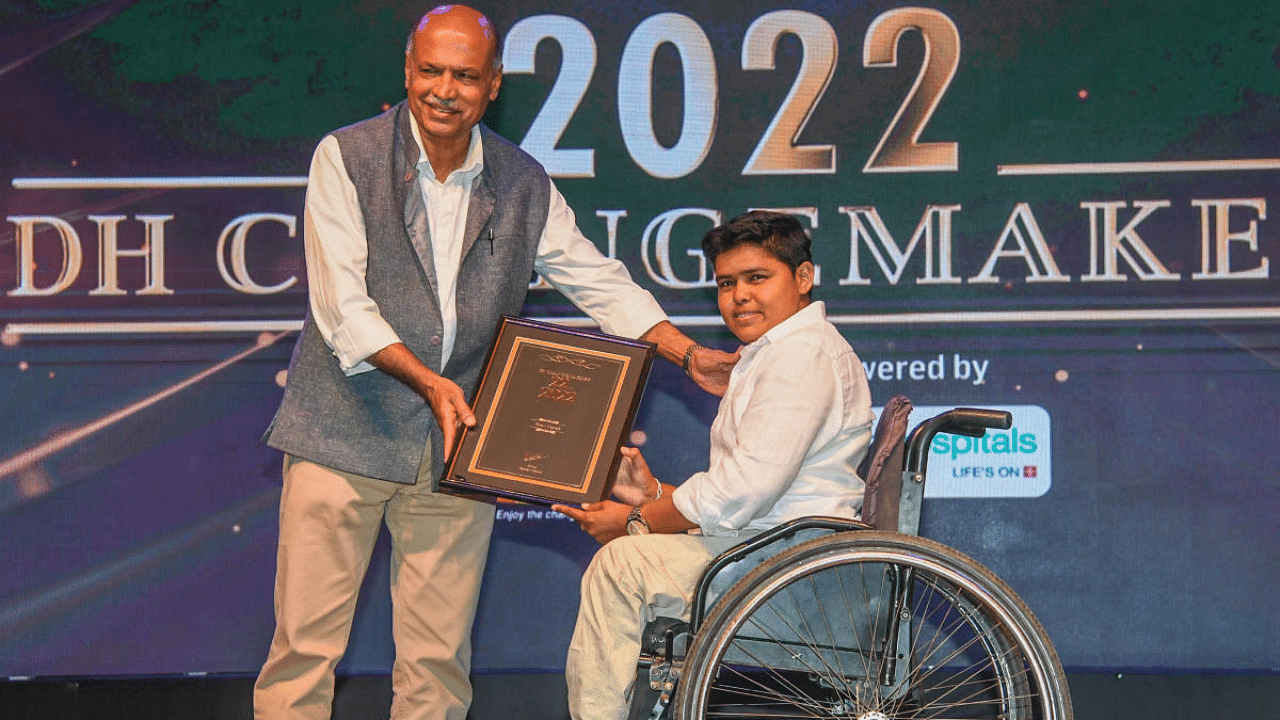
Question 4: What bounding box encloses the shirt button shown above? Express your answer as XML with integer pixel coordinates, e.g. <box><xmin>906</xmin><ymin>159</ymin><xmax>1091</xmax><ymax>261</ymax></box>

<box><xmin>430</xmin><ymin>335</ymin><xmax>442</xmax><ymax>345</ymax></box>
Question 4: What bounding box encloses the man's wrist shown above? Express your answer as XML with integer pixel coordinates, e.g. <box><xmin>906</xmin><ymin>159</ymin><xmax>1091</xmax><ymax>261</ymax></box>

<box><xmin>682</xmin><ymin>343</ymin><xmax>702</xmax><ymax>378</ymax></box>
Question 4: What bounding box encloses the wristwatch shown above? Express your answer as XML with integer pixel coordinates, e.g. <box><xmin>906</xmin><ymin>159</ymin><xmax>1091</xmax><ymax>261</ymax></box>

<box><xmin>626</xmin><ymin>506</ymin><xmax>651</xmax><ymax>535</ymax></box>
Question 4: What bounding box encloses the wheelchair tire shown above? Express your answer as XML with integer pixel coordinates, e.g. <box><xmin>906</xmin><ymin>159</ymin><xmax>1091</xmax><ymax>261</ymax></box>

<box><xmin>674</xmin><ymin>531</ymin><xmax>1072</xmax><ymax>720</ymax></box>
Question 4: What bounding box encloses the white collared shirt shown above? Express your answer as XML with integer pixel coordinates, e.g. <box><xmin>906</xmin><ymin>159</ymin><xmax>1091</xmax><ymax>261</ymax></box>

<box><xmin>301</xmin><ymin>123</ymin><xmax>667</xmax><ymax>374</ymax></box>
<box><xmin>672</xmin><ymin>302</ymin><xmax>875</xmax><ymax>536</ymax></box>
<box><xmin>410</xmin><ymin>121</ymin><xmax>485</xmax><ymax>368</ymax></box>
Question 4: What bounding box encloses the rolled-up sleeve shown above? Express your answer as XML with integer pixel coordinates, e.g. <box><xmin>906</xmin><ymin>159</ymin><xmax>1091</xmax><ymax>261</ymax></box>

<box><xmin>534</xmin><ymin>181</ymin><xmax>667</xmax><ymax>339</ymax></box>
<box><xmin>303</xmin><ymin>135</ymin><xmax>402</xmax><ymax>375</ymax></box>
<box><xmin>673</xmin><ymin>345</ymin><xmax>839</xmax><ymax>534</ymax></box>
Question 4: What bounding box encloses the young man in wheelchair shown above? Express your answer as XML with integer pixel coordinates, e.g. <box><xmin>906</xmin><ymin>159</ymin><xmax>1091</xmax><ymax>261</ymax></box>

<box><xmin>554</xmin><ymin>210</ymin><xmax>875</xmax><ymax>720</ymax></box>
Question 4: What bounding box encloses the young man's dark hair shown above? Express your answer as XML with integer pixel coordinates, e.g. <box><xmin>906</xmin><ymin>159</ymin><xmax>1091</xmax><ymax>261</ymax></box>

<box><xmin>701</xmin><ymin>210</ymin><xmax>812</xmax><ymax>271</ymax></box>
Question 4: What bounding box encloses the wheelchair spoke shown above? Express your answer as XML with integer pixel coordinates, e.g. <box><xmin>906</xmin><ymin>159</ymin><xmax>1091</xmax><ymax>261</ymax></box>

<box><xmin>776</xmin><ymin>577</ymin><xmax>863</xmax><ymax>697</ymax></box>
<box><xmin>802</xmin><ymin>572</ymin><xmax>854</xmax><ymax>692</ymax></box>
<box><xmin>728</xmin><ymin>614</ymin><xmax>852</xmax><ymax>697</ymax></box>
<box><xmin>902</xmin><ymin>575</ymin><xmax>1040</xmax><ymax>719</ymax></box>
<box><xmin>837</xmin><ymin>555</ymin><xmax>895</xmax><ymax>690</ymax></box>
<box><xmin>707</xmin><ymin>657</ymin><xmax>834</xmax><ymax>717</ymax></box>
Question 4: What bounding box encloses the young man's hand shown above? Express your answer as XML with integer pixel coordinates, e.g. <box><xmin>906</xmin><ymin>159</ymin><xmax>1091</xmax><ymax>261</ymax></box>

<box><xmin>611</xmin><ymin>446</ymin><xmax>658</xmax><ymax>506</ymax></box>
<box><xmin>553</xmin><ymin>500</ymin><xmax>631</xmax><ymax>545</ymax></box>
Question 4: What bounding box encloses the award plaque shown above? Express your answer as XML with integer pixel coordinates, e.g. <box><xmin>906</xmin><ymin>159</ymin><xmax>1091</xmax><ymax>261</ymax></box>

<box><xmin>440</xmin><ymin>316</ymin><xmax>656</xmax><ymax>506</ymax></box>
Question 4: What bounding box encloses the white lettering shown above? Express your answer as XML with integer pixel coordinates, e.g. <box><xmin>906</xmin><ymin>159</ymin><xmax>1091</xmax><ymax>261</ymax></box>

<box><xmin>839</xmin><ymin>204</ymin><xmax>962</xmax><ymax>285</ymax></box>
<box><xmin>7</xmin><ymin>216</ymin><xmax>83</xmax><ymax>297</ymax></box>
<box><xmin>216</xmin><ymin>213</ymin><xmax>297</xmax><ymax>295</ymax></box>
<box><xmin>1191</xmin><ymin>198</ymin><xmax>1269</xmax><ymax>280</ymax></box>
<box><xmin>953</xmin><ymin>354</ymin><xmax>989</xmax><ymax>385</ymax></box>
<box><xmin>640</xmin><ymin>207</ymin><xmax>720</xmax><ymax>288</ymax></box>
<box><xmin>1081</xmin><ymin>200</ymin><xmax>1178</xmax><ymax>281</ymax></box>
<box><xmin>90</xmin><ymin>214</ymin><xmax>175</xmax><ymax>296</ymax></box>
<box><xmin>971</xmin><ymin>203</ymin><xmax>1067</xmax><ymax>283</ymax></box>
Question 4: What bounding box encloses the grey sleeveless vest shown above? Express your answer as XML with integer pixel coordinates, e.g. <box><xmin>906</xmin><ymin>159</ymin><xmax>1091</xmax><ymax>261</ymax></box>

<box><xmin>265</xmin><ymin>102</ymin><xmax>551</xmax><ymax>483</ymax></box>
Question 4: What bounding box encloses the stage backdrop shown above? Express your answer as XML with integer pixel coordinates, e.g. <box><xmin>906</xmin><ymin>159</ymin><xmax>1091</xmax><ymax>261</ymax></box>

<box><xmin>3</xmin><ymin>0</ymin><xmax>1278</xmax><ymax>676</ymax></box>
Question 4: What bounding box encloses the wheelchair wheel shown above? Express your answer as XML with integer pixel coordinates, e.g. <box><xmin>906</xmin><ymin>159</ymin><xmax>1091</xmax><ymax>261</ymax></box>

<box><xmin>674</xmin><ymin>531</ymin><xmax>1071</xmax><ymax>720</ymax></box>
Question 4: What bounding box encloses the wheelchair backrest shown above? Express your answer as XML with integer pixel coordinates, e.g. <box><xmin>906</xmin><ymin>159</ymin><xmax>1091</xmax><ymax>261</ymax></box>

<box><xmin>857</xmin><ymin>394</ymin><xmax>913</xmax><ymax>533</ymax></box>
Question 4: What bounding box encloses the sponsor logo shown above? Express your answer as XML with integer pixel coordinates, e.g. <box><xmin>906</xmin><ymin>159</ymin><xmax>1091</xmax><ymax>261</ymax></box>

<box><xmin>877</xmin><ymin>404</ymin><xmax>1052</xmax><ymax>498</ymax></box>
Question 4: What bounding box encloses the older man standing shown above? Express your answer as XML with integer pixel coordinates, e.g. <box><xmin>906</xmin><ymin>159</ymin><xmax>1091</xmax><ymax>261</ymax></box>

<box><xmin>254</xmin><ymin>5</ymin><xmax>735</xmax><ymax>719</ymax></box>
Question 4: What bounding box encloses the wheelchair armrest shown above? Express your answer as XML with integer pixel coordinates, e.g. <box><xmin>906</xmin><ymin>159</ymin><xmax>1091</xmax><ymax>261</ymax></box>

<box><xmin>689</xmin><ymin>516</ymin><xmax>869</xmax><ymax>631</ymax></box>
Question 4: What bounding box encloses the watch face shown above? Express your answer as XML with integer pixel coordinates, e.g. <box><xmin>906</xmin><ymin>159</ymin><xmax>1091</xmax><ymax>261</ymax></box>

<box><xmin>627</xmin><ymin>506</ymin><xmax>649</xmax><ymax>535</ymax></box>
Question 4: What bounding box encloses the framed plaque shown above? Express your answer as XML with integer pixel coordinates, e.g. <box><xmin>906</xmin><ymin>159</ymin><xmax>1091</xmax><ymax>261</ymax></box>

<box><xmin>440</xmin><ymin>316</ymin><xmax>656</xmax><ymax>506</ymax></box>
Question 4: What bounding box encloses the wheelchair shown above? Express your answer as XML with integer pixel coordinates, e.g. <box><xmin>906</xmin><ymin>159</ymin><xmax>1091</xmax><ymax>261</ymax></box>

<box><xmin>628</xmin><ymin>396</ymin><xmax>1073</xmax><ymax>720</ymax></box>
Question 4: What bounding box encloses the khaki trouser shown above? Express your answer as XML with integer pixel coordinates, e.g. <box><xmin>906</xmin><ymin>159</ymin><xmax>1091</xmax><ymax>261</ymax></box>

<box><xmin>254</xmin><ymin>454</ymin><xmax>495</xmax><ymax>720</ymax></box>
<box><xmin>566</xmin><ymin>533</ymin><xmax>743</xmax><ymax>720</ymax></box>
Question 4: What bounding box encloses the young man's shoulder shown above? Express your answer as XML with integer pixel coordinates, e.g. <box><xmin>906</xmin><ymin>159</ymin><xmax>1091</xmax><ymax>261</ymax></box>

<box><xmin>750</xmin><ymin>314</ymin><xmax>854</xmax><ymax>382</ymax></box>
<box><xmin>793</xmin><ymin>319</ymin><xmax>855</xmax><ymax>361</ymax></box>
<box><xmin>767</xmin><ymin>305</ymin><xmax>852</xmax><ymax>352</ymax></box>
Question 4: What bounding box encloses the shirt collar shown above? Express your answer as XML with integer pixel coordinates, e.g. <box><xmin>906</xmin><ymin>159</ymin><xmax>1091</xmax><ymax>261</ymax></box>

<box><xmin>743</xmin><ymin>301</ymin><xmax>827</xmax><ymax>354</ymax></box>
<box><xmin>409</xmin><ymin>121</ymin><xmax>485</xmax><ymax>185</ymax></box>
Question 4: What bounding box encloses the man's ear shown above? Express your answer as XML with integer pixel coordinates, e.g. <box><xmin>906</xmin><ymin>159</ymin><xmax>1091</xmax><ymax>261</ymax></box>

<box><xmin>489</xmin><ymin>66</ymin><xmax>503</xmax><ymax>101</ymax></box>
<box><xmin>796</xmin><ymin>261</ymin><xmax>815</xmax><ymax>295</ymax></box>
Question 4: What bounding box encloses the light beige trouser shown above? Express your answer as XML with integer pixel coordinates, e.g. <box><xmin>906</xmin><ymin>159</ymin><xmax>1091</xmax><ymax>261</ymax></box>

<box><xmin>566</xmin><ymin>533</ymin><xmax>744</xmax><ymax>720</ymax></box>
<box><xmin>254</xmin><ymin>454</ymin><xmax>495</xmax><ymax>720</ymax></box>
